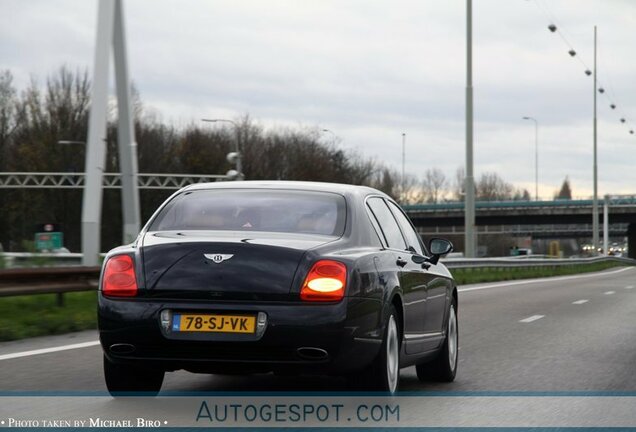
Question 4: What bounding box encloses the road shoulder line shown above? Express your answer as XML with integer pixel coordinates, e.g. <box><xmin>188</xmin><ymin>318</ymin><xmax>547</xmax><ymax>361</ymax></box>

<box><xmin>458</xmin><ymin>266</ymin><xmax>633</xmax><ymax>293</ymax></box>
<box><xmin>0</xmin><ymin>340</ymin><xmax>100</xmax><ymax>361</ymax></box>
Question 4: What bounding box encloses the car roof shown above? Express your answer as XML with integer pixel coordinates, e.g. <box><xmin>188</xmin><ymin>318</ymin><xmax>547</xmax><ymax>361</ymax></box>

<box><xmin>183</xmin><ymin>180</ymin><xmax>389</xmax><ymax>200</ymax></box>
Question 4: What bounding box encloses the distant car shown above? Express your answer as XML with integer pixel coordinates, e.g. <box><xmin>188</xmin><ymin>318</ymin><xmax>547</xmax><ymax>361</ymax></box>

<box><xmin>98</xmin><ymin>181</ymin><xmax>458</xmax><ymax>394</ymax></box>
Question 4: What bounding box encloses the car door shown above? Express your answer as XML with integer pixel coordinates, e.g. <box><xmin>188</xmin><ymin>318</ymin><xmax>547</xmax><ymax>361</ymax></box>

<box><xmin>421</xmin><ymin>262</ymin><xmax>451</xmax><ymax>334</ymax></box>
<box><xmin>387</xmin><ymin>201</ymin><xmax>448</xmax><ymax>350</ymax></box>
<box><xmin>366</xmin><ymin>197</ymin><xmax>428</xmax><ymax>354</ymax></box>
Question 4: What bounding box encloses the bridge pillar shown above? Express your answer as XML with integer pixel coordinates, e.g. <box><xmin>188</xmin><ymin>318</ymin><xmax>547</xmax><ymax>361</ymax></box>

<box><xmin>82</xmin><ymin>0</ymin><xmax>140</xmax><ymax>265</ymax></box>
<box><xmin>82</xmin><ymin>0</ymin><xmax>115</xmax><ymax>266</ymax></box>
<box><xmin>628</xmin><ymin>224</ymin><xmax>636</xmax><ymax>259</ymax></box>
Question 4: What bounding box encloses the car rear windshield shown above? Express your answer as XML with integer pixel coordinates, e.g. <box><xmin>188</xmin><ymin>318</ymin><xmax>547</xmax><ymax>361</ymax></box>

<box><xmin>148</xmin><ymin>189</ymin><xmax>347</xmax><ymax>236</ymax></box>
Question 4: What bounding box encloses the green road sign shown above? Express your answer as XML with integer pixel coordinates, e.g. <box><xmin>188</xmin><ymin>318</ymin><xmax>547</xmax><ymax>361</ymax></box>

<box><xmin>35</xmin><ymin>232</ymin><xmax>63</xmax><ymax>251</ymax></box>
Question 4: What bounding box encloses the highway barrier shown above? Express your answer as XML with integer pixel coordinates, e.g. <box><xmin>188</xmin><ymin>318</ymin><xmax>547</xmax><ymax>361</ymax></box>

<box><xmin>442</xmin><ymin>255</ymin><xmax>636</xmax><ymax>269</ymax></box>
<box><xmin>0</xmin><ymin>252</ymin><xmax>94</xmax><ymax>268</ymax></box>
<box><xmin>0</xmin><ymin>254</ymin><xmax>634</xmax><ymax>300</ymax></box>
<box><xmin>0</xmin><ymin>266</ymin><xmax>100</xmax><ymax>305</ymax></box>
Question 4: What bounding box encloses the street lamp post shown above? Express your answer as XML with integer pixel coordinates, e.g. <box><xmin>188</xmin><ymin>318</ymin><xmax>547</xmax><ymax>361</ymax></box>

<box><xmin>401</xmin><ymin>133</ymin><xmax>406</xmax><ymax>202</ymax></box>
<box><xmin>592</xmin><ymin>26</ymin><xmax>599</xmax><ymax>253</ymax></box>
<box><xmin>201</xmin><ymin>118</ymin><xmax>243</xmax><ymax>179</ymax></box>
<box><xmin>603</xmin><ymin>194</ymin><xmax>609</xmax><ymax>255</ymax></box>
<box><xmin>465</xmin><ymin>0</ymin><xmax>476</xmax><ymax>258</ymax></box>
<box><xmin>522</xmin><ymin>116</ymin><xmax>539</xmax><ymax>200</ymax></box>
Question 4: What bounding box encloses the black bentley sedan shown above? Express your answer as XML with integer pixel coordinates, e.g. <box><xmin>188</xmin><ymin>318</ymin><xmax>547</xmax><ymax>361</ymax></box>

<box><xmin>98</xmin><ymin>181</ymin><xmax>458</xmax><ymax>394</ymax></box>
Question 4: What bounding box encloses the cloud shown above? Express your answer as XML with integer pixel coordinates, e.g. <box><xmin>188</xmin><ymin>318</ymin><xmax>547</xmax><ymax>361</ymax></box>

<box><xmin>2</xmin><ymin>0</ymin><xmax>635</xmax><ymax>198</ymax></box>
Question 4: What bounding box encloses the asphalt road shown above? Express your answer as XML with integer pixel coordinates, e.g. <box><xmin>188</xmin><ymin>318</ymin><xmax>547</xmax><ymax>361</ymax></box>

<box><xmin>1</xmin><ymin>266</ymin><xmax>635</xmax><ymax>392</ymax></box>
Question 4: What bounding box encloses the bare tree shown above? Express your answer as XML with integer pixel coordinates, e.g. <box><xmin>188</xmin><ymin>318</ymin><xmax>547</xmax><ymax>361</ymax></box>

<box><xmin>0</xmin><ymin>70</ymin><xmax>17</xmax><ymax>252</ymax></box>
<box><xmin>0</xmin><ymin>70</ymin><xmax>17</xmax><ymax>163</ymax></box>
<box><xmin>370</xmin><ymin>167</ymin><xmax>399</xmax><ymax>200</ymax></box>
<box><xmin>422</xmin><ymin>168</ymin><xmax>447</xmax><ymax>203</ymax></box>
<box><xmin>2</xmin><ymin>67</ymin><xmax>92</xmax><ymax>252</ymax></box>
<box><xmin>477</xmin><ymin>172</ymin><xmax>514</xmax><ymax>201</ymax></box>
<box><xmin>452</xmin><ymin>167</ymin><xmax>465</xmax><ymax>201</ymax></box>
<box><xmin>346</xmin><ymin>150</ymin><xmax>379</xmax><ymax>186</ymax></box>
<box><xmin>513</xmin><ymin>188</ymin><xmax>531</xmax><ymax>201</ymax></box>
<box><xmin>400</xmin><ymin>174</ymin><xmax>425</xmax><ymax>204</ymax></box>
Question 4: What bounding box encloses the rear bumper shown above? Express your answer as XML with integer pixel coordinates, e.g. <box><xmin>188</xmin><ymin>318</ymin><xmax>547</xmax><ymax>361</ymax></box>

<box><xmin>98</xmin><ymin>295</ymin><xmax>383</xmax><ymax>375</ymax></box>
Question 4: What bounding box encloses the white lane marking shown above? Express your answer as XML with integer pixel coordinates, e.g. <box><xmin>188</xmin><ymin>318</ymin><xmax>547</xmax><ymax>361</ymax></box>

<box><xmin>458</xmin><ymin>266</ymin><xmax>633</xmax><ymax>293</ymax></box>
<box><xmin>604</xmin><ymin>291</ymin><xmax>615</xmax><ymax>295</ymax></box>
<box><xmin>625</xmin><ymin>285</ymin><xmax>634</xmax><ymax>290</ymax></box>
<box><xmin>0</xmin><ymin>340</ymin><xmax>100</xmax><ymax>361</ymax></box>
<box><xmin>519</xmin><ymin>315</ymin><xmax>545</xmax><ymax>323</ymax></box>
<box><xmin>572</xmin><ymin>299</ymin><xmax>589</xmax><ymax>305</ymax></box>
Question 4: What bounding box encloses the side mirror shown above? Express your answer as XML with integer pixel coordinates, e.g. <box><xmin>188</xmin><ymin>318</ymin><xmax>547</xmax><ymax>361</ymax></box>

<box><xmin>409</xmin><ymin>241</ymin><xmax>453</xmax><ymax>269</ymax></box>
<box><xmin>428</xmin><ymin>238</ymin><xmax>453</xmax><ymax>264</ymax></box>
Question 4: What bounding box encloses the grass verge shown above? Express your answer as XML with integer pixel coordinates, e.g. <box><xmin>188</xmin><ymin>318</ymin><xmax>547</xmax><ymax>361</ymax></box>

<box><xmin>451</xmin><ymin>260</ymin><xmax>630</xmax><ymax>285</ymax></box>
<box><xmin>0</xmin><ymin>291</ymin><xmax>97</xmax><ymax>342</ymax></box>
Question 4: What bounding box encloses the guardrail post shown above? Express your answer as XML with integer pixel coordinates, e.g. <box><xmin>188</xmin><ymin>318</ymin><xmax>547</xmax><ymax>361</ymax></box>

<box><xmin>56</xmin><ymin>292</ymin><xmax>64</xmax><ymax>307</ymax></box>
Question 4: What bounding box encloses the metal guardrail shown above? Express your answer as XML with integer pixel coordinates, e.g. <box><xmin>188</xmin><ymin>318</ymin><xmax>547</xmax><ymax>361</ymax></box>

<box><xmin>441</xmin><ymin>255</ymin><xmax>636</xmax><ymax>269</ymax></box>
<box><xmin>0</xmin><ymin>255</ymin><xmax>634</xmax><ymax>299</ymax></box>
<box><xmin>0</xmin><ymin>252</ymin><xmax>86</xmax><ymax>268</ymax></box>
<box><xmin>0</xmin><ymin>266</ymin><xmax>100</xmax><ymax>304</ymax></box>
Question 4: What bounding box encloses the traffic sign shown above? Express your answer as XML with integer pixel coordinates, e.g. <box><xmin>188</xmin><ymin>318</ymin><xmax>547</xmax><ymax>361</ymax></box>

<box><xmin>35</xmin><ymin>232</ymin><xmax>63</xmax><ymax>251</ymax></box>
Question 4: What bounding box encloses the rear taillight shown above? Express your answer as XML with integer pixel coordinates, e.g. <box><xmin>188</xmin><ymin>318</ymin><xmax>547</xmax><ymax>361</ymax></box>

<box><xmin>300</xmin><ymin>260</ymin><xmax>346</xmax><ymax>302</ymax></box>
<box><xmin>102</xmin><ymin>255</ymin><xmax>138</xmax><ymax>297</ymax></box>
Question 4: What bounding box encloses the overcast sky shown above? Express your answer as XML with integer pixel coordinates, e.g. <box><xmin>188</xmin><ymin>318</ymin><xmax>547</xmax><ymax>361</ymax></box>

<box><xmin>2</xmin><ymin>0</ymin><xmax>636</xmax><ymax>198</ymax></box>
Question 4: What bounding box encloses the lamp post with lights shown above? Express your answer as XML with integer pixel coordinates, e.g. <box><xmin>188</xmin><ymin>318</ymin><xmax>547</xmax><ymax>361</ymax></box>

<box><xmin>201</xmin><ymin>118</ymin><xmax>243</xmax><ymax>180</ymax></box>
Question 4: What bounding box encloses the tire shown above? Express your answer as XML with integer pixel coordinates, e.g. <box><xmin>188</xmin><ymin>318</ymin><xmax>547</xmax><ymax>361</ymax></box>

<box><xmin>103</xmin><ymin>355</ymin><xmax>164</xmax><ymax>396</ymax></box>
<box><xmin>348</xmin><ymin>305</ymin><xmax>401</xmax><ymax>393</ymax></box>
<box><xmin>416</xmin><ymin>298</ymin><xmax>458</xmax><ymax>382</ymax></box>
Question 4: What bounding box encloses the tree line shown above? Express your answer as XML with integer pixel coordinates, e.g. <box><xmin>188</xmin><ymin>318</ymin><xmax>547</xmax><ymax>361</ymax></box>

<box><xmin>0</xmin><ymin>67</ymin><xmax>571</xmax><ymax>252</ymax></box>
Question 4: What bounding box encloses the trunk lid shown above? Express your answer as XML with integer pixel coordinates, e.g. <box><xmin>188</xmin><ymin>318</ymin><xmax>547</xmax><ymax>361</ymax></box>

<box><xmin>140</xmin><ymin>231</ymin><xmax>336</xmax><ymax>301</ymax></box>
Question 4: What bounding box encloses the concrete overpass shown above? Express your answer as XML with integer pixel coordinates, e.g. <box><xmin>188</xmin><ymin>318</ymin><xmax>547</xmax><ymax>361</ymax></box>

<box><xmin>403</xmin><ymin>197</ymin><xmax>636</xmax><ymax>258</ymax></box>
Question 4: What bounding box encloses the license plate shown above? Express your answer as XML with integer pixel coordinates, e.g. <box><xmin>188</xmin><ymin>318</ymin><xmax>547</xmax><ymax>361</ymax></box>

<box><xmin>172</xmin><ymin>314</ymin><xmax>256</xmax><ymax>333</ymax></box>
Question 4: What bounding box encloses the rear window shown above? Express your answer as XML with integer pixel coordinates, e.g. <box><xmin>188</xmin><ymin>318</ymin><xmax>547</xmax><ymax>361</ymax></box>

<box><xmin>149</xmin><ymin>189</ymin><xmax>346</xmax><ymax>236</ymax></box>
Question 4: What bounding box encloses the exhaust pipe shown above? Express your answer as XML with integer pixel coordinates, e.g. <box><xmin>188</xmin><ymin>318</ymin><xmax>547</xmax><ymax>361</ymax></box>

<box><xmin>109</xmin><ymin>343</ymin><xmax>136</xmax><ymax>354</ymax></box>
<box><xmin>296</xmin><ymin>347</ymin><xmax>329</xmax><ymax>360</ymax></box>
